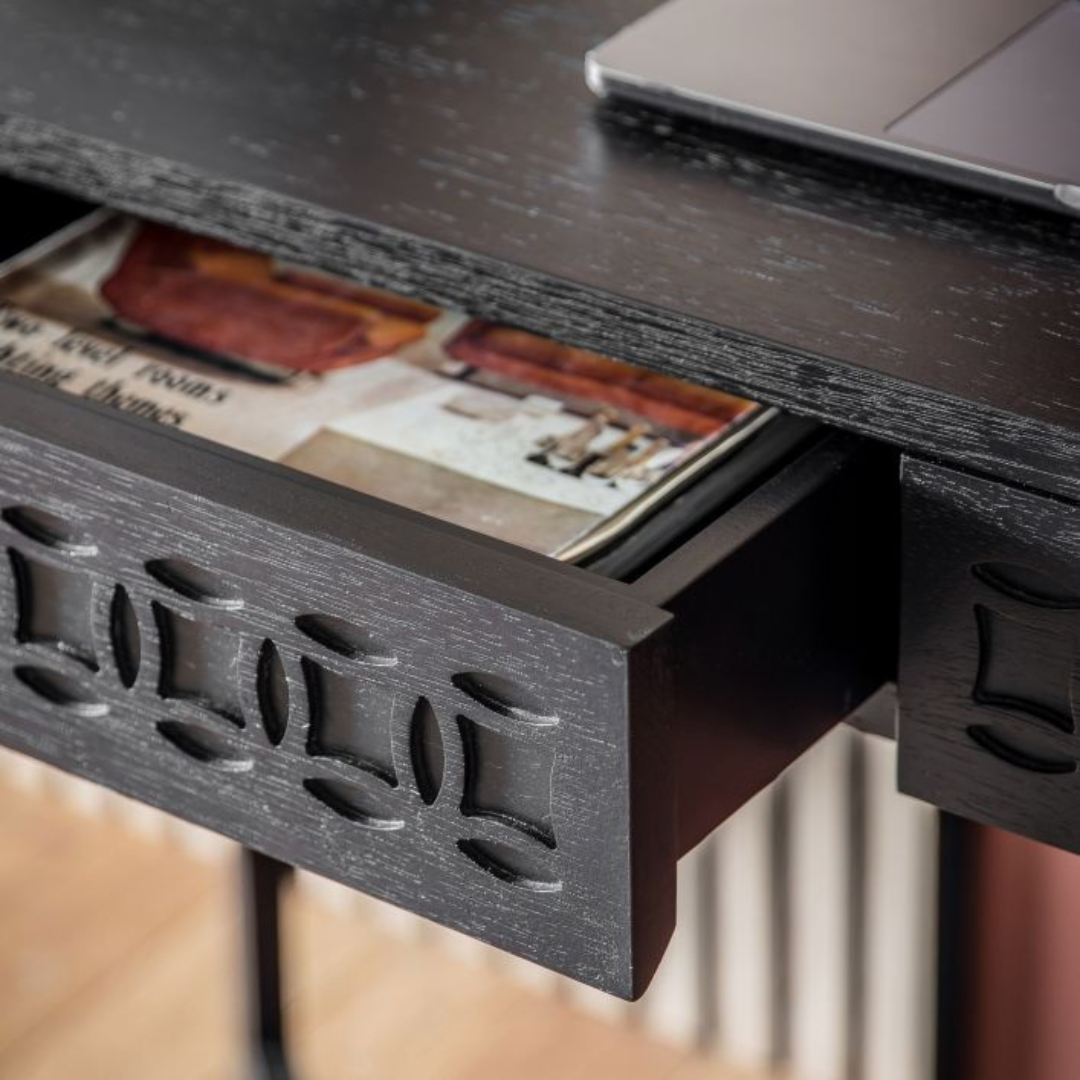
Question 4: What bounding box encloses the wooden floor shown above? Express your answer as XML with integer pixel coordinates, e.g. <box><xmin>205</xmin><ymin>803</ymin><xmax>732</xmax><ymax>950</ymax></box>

<box><xmin>0</xmin><ymin>776</ymin><xmax>756</xmax><ymax>1080</ymax></box>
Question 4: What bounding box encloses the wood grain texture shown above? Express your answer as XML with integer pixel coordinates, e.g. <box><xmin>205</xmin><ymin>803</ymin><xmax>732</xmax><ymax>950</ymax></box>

<box><xmin>0</xmin><ymin>374</ymin><xmax>891</xmax><ymax>995</ymax></box>
<box><xmin>0</xmin><ymin>1</ymin><xmax>1075</xmax><ymax>498</ymax></box>
<box><xmin>0</xmin><ymin>374</ymin><xmax>674</xmax><ymax>999</ymax></box>
<box><xmin>898</xmin><ymin>458</ymin><xmax>1080</xmax><ymax>853</ymax></box>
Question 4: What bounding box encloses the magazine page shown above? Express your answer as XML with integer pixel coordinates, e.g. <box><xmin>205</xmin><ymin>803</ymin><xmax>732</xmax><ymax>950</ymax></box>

<box><xmin>0</xmin><ymin>216</ymin><xmax>757</xmax><ymax>559</ymax></box>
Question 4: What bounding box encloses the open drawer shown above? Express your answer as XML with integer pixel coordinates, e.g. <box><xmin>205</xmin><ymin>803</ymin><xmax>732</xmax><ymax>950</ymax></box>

<box><xmin>0</xmin><ymin>185</ymin><xmax>896</xmax><ymax>999</ymax></box>
<box><xmin>0</xmin><ymin>375</ymin><xmax>895</xmax><ymax>997</ymax></box>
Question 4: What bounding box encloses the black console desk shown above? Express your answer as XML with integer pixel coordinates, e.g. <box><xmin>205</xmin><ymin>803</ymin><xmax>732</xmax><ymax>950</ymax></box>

<box><xmin>0</xmin><ymin>0</ymin><xmax>1075</xmax><ymax>1022</ymax></box>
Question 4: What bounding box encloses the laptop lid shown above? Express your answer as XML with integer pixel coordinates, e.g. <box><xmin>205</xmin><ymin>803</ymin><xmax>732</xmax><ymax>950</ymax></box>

<box><xmin>587</xmin><ymin>0</ymin><xmax>1080</xmax><ymax>211</ymax></box>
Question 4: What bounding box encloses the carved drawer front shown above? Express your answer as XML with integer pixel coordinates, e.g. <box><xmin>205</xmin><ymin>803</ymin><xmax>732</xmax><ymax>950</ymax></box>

<box><xmin>0</xmin><ymin>376</ymin><xmax>893</xmax><ymax>998</ymax></box>
<box><xmin>899</xmin><ymin>459</ymin><xmax>1080</xmax><ymax>852</ymax></box>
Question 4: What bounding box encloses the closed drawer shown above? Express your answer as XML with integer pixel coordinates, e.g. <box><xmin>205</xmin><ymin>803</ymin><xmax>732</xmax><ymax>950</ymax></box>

<box><xmin>899</xmin><ymin>458</ymin><xmax>1080</xmax><ymax>853</ymax></box>
<box><xmin>0</xmin><ymin>193</ymin><xmax>896</xmax><ymax>999</ymax></box>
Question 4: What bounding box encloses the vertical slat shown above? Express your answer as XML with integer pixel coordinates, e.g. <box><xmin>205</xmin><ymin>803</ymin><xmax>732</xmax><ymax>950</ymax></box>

<box><xmin>714</xmin><ymin>785</ymin><xmax>781</xmax><ymax>1068</ymax></box>
<box><xmin>845</xmin><ymin>734</ymin><xmax>869</xmax><ymax>1080</ymax></box>
<box><xmin>432</xmin><ymin>923</ymin><xmax>496</xmax><ymax>969</ymax></box>
<box><xmin>863</xmin><ymin>735</ymin><xmax>939</xmax><ymax>1080</ymax></box>
<box><xmin>787</xmin><ymin>727</ymin><xmax>857</xmax><ymax>1080</ymax></box>
<box><xmin>769</xmin><ymin>774</ymin><xmax>793</xmax><ymax>1068</ymax></box>
<box><xmin>695</xmin><ymin>836</ymin><xmax>721</xmax><ymax>1050</ymax></box>
<box><xmin>561</xmin><ymin>974</ymin><xmax>632</xmax><ymax>1024</ymax></box>
<box><xmin>638</xmin><ymin>839</ymin><xmax>715</xmax><ymax>1049</ymax></box>
<box><xmin>490</xmin><ymin>952</ymin><xmax>561</xmax><ymax>995</ymax></box>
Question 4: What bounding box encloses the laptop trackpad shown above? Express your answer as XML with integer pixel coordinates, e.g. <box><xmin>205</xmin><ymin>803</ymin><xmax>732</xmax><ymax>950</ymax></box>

<box><xmin>887</xmin><ymin>0</ymin><xmax>1080</xmax><ymax>182</ymax></box>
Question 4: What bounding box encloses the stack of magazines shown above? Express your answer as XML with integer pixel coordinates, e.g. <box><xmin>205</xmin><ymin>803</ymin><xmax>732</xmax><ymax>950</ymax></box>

<box><xmin>0</xmin><ymin>207</ymin><xmax>809</xmax><ymax>577</ymax></box>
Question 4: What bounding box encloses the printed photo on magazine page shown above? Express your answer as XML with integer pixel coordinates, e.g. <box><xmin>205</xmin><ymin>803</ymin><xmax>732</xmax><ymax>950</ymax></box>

<box><xmin>0</xmin><ymin>214</ymin><xmax>763</xmax><ymax>559</ymax></box>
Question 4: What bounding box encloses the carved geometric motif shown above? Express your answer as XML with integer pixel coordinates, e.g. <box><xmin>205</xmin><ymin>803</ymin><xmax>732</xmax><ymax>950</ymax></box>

<box><xmin>968</xmin><ymin>565</ymin><xmax>1080</xmax><ymax>775</ymax></box>
<box><xmin>899</xmin><ymin>460</ymin><xmax>1080</xmax><ymax>858</ymax></box>
<box><xmin>458</xmin><ymin>713</ymin><xmax>557</xmax><ymax>848</ymax></box>
<box><xmin>0</xmin><ymin>504</ymin><xmax>562</xmax><ymax>893</ymax></box>
<box><xmin>8</xmin><ymin>548</ymin><xmax>98</xmax><ymax>670</ymax></box>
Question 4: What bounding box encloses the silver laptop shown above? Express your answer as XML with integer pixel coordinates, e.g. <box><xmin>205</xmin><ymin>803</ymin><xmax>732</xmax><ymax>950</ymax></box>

<box><xmin>586</xmin><ymin>0</ymin><xmax>1080</xmax><ymax>213</ymax></box>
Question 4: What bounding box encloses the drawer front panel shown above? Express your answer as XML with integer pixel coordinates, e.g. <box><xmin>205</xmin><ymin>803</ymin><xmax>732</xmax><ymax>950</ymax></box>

<box><xmin>0</xmin><ymin>376</ymin><xmax>896</xmax><ymax>998</ymax></box>
<box><xmin>0</xmin><ymin>379</ymin><xmax>675</xmax><ymax>998</ymax></box>
<box><xmin>899</xmin><ymin>459</ymin><xmax>1080</xmax><ymax>852</ymax></box>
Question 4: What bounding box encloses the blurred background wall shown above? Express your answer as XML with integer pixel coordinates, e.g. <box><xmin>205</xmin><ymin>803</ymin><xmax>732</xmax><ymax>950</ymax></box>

<box><xmin>1</xmin><ymin>722</ymin><xmax>953</xmax><ymax>1080</ymax></box>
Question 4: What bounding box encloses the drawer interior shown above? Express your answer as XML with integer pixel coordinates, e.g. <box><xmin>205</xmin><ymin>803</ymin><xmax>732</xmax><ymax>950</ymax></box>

<box><xmin>0</xmin><ymin>177</ymin><xmax>814</xmax><ymax>585</ymax></box>
<box><xmin>0</xmin><ymin>175</ymin><xmax>898</xmax><ymax>998</ymax></box>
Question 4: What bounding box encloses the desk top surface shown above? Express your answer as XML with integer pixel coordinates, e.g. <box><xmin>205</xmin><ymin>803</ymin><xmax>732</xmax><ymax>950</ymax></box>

<box><xmin>0</xmin><ymin>0</ymin><xmax>1076</xmax><ymax>498</ymax></box>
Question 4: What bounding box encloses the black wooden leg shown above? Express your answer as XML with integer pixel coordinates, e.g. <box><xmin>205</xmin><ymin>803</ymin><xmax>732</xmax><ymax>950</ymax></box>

<box><xmin>239</xmin><ymin>846</ymin><xmax>296</xmax><ymax>1080</ymax></box>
